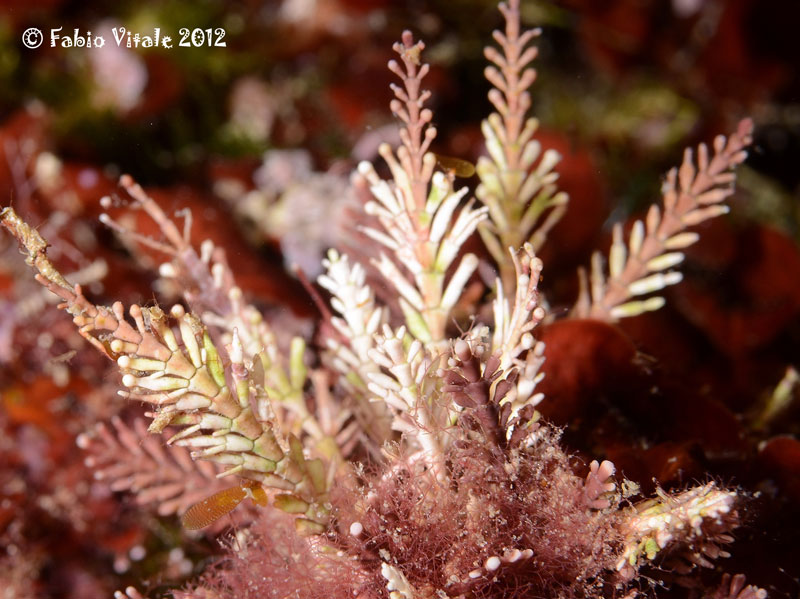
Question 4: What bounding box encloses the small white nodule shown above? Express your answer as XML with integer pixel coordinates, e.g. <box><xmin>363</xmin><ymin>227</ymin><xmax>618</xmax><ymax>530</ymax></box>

<box><xmin>485</xmin><ymin>556</ymin><xmax>501</xmax><ymax>571</ymax></box>
<box><xmin>349</xmin><ymin>521</ymin><xmax>364</xmax><ymax>537</ymax></box>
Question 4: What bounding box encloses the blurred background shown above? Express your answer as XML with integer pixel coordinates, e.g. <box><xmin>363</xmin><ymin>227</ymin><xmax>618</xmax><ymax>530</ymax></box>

<box><xmin>0</xmin><ymin>0</ymin><xmax>798</xmax><ymax>597</ymax></box>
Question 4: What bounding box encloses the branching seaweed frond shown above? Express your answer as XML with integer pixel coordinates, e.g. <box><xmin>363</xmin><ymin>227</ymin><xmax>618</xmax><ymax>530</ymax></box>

<box><xmin>574</xmin><ymin>119</ymin><xmax>754</xmax><ymax>321</ymax></box>
<box><xmin>1</xmin><ymin>204</ymin><xmax>330</xmax><ymax>535</ymax></box>
<box><xmin>616</xmin><ymin>483</ymin><xmax>739</xmax><ymax>580</ymax></box>
<box><xmin>317</xmin><ymin>249</ymin><xmax>392</xmax><ymax>447</ymax></box>
<box><xmin>440</xmin><ymin>336</ymin><xmax>536</xmax><ymax>448</ymax></box>
<box><xmin>78</xmin><ymin>417</ymin><xmax>255</xmax><ymax>526</ymax></box>
<box><xmin>355</xmin><ymin>31</ymin><xmax>487</xmax><ymax>347</ymax></box>
<box><xmin>583</xmin><ymin>459</ymin><xmax>617</xmax><ymax>510</ymax></box>
<box><xmin>490</xmin><ymin>243</ymin><xmax>548</xmax><ymax>421</ymax></box>
<box><xmin>492</xmin><ymin>243</ymin><xmax>546</xmax><ymax>369</ymax></box>
<box><xmin>104</xmin><ymin>177</ymin><xmax>333</xmax><ymax>451</ymax></box>
<box><xmin>366</xmin><ymin>324</ymin><xmax>451</xmax><ymax>479</ymax></box>
<box><xmin>477</xmin><ymin>0</ymin><xmax>568</xmax><ymax>291</ymax></box>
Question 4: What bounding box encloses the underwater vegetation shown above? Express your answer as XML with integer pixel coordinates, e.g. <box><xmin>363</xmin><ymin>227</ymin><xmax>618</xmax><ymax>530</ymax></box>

<box><xmin>1</xmin><ymin>1</ymin><xmax>799</xmax><ymax>598</ymax></box>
